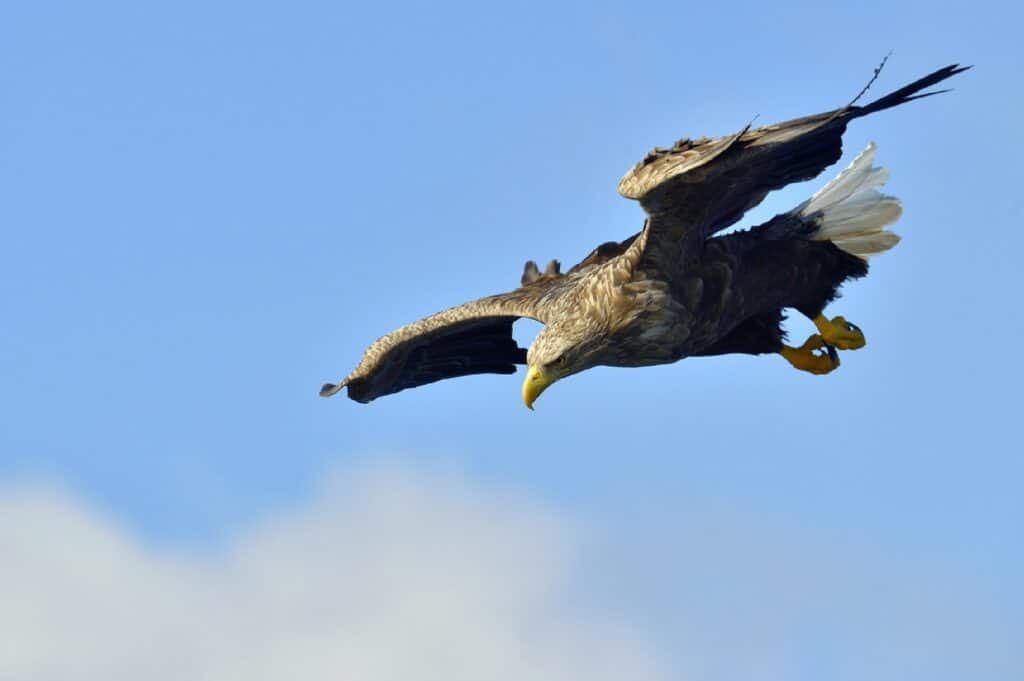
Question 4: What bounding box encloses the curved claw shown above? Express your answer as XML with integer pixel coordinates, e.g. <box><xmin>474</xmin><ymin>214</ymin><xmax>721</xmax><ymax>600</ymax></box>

<box><xmin>825</xmin><ymin>343</ymin><xmax>839</xmax><ymax>364</ymax></box>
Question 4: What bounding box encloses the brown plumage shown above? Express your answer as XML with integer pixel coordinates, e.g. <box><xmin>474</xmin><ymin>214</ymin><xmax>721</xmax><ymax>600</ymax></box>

<box><xmin>321</xmin><ymin>63</ymin><xmax>968</xmax><ymax>406</ymax></box>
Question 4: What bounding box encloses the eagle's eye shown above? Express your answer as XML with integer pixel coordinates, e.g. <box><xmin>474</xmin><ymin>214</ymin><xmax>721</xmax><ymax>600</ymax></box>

<box><xmin>553</xmin><ymin>354</ymin><xmax>568</xmax><ymax>367</ymax></box>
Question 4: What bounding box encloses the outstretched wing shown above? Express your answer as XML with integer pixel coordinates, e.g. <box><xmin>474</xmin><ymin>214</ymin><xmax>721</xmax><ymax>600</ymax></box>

<box><xmin>320</xmin><ymin>281</ymin><xmax>561</xmax><ymax>403</ymax></box>
<box><xmin>617</xmin><ymin>64</ymin><xmax>968</xmax><ymax>256</ymax></box>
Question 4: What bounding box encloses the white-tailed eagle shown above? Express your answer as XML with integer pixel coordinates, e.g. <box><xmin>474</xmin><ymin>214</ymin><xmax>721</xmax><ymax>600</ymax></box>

<box><xmin>321</xmin><ymin>62</ymin><xmax>968</xmax><ymax>408</ymax></box>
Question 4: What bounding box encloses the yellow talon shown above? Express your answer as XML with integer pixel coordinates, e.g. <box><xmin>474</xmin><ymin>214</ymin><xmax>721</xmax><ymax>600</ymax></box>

<box><xmin>813</xmin><ymin>314</ymin><xmax>866</xmax><ymax>350</ymax></box>
<box><xmin>779</xmin><ymin>334</ymin><xmax>840</xmax><ymax>375</ymax></box>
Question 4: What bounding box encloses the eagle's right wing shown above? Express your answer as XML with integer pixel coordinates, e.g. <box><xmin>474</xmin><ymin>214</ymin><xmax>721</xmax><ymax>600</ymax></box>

<box><xmin>616</xmin><ymin>64</ymin><xmax>968</xmax><ymax>264</ymax></box>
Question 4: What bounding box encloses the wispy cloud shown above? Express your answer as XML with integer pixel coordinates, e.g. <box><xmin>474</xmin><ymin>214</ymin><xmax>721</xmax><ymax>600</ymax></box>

<box><xmin>0</xmin><ymin>466</ymin><xmax>667</xmax><ymax>681</ymax></box>
<box><xmin>1</xmin><ymin>463</ymin><xmax>1018</xmax><ymax>681</ymax></box>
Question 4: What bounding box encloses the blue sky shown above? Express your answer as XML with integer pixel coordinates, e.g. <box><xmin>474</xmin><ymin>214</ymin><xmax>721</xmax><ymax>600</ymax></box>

<box><xmin>2</xmin><ymin>1</ymin><xmax>1021</xmax><ymax>679</ymax></box>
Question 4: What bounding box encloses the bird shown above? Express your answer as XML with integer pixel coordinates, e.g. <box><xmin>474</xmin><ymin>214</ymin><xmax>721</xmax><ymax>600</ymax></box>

<box><xmin>321</xmin><ymin>62</ymin><xmax>969</xmax><ymax>408</ymax></box>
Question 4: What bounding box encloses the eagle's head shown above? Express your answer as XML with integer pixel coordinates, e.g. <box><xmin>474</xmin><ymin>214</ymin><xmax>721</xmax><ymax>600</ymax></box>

<box><xmin>522</xmin><ymin>318</ymin><xmax>607</xmax><ymax>409</ymax></box>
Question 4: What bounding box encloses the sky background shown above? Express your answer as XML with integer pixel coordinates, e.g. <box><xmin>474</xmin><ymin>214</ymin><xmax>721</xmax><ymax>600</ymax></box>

<box><xmin>2</xmin><ymin>1</ymin><xmax>1021</xmax><ymax>679</ymax></box>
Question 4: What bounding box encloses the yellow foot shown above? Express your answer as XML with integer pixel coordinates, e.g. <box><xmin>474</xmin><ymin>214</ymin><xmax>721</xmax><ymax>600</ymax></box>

<box><xmin>813</xmin><ymin>314</ymin><xmax>866</xmax><ymax>350</ymax></box>
<box><xmin>779</xmin><ymin>334</ymin><xmax>840</xmax><ymax>375</ymax></box>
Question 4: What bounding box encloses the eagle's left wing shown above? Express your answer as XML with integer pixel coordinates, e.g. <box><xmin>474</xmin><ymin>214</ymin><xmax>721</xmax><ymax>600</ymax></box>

<box><xmin>617</xmin><ymin>64</ymin><xmax>968</xmax><ymax>260</ymax></box>
<box><xmin>319</xmin><ymin>280</ymin><xmax>563</xmax><ymax>403</ymax></box>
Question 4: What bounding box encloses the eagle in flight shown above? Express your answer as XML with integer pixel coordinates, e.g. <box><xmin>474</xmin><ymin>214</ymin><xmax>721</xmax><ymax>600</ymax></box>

<box><xmin>321</xmin><ymin>63</ymin><xmax>968</xmax><ymax>408</ymax></box>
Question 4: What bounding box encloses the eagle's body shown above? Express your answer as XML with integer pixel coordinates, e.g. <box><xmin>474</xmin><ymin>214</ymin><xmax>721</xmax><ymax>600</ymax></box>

<box><xmin>322</xmin><ymin>63</ymin><xmax>967</xmax><ymax>407</ymax></box>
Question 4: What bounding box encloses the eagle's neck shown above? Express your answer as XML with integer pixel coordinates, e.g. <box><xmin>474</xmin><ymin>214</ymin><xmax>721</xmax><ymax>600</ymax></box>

<box><xmin>563</xmin><ymin>249</ymin><xmax>693</xmax><ymax>367</ymax></box>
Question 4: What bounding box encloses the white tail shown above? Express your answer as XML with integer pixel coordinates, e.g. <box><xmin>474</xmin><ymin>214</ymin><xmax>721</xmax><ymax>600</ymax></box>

<box><xmin>792</xmin><ymin>142</ymin><xmax>903</xmax><ymax>259</ymax></box>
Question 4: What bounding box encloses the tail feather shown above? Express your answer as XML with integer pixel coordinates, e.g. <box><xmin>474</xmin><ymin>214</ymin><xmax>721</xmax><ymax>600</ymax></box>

<box><xmin>830</xmin><ymin>232</ymin><xmax>901</xmax><ymax>257</ymax></box>
<box><xmin>793</xmin><ymin>142</ymin><xmax>902</xmax><ymax>260</ymax></box>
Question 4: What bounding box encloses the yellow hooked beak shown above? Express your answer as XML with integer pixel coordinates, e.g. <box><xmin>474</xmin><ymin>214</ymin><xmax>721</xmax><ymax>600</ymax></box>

<box><xmin>521</xmin><ymin>365</ymin><xmax>555</xmax><ymax>410</ymax></box>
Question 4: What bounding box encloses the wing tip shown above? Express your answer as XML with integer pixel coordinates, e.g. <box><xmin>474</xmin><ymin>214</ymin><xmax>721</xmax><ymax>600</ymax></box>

<box><xmin>319</xmin><ymin>380</ymin><xmax>348</xmax><ymax>398</ymax></box>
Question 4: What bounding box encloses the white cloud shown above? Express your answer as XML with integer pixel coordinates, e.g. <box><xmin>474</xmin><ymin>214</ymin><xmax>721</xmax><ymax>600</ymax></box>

<box><xmin>0</xmin><ymin>466</ymin><xmax>667</xmax><ymax>681</ymax></box>
<box><xmin>1</xmin><ymin>464</ymin><xmax>1018</xmax><ymax>681</ymax></box>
